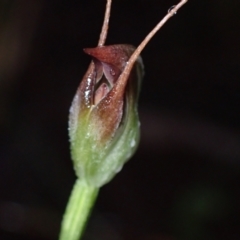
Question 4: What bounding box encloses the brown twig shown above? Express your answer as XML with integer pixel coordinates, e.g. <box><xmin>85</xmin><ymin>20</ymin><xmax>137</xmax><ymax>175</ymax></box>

<box><xmin>98</xmin><ymin>0</ymin><xmax>112</xmax><ymax>46</ymax></box>
<box><xmin>120</xmin><ymin>0</ymin><xmax>188</xmax><ymax>83</ymax></box>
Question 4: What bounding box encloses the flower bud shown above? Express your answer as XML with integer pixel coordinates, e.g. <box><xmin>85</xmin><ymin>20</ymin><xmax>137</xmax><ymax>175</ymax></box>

<box><xmin>69</xmin><ymin>44</ymin><xmax>143</xmax><ymax>187</ymax></box>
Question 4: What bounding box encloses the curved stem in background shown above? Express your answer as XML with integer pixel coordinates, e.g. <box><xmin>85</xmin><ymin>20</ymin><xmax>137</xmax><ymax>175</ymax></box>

<box><xmin>59</xmin><ymin>180</ymin><xmax>99</xmax><ymax>240</ymax></box>
<box><xmin>118</xmin><ymin>0</ymin><xmax>188</xmax><ymax>89</ymax></box>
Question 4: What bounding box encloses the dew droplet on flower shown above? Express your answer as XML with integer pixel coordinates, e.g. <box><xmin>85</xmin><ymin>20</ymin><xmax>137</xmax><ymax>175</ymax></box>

<box><xmin>168</xmin><ymin>5</ymin><xmax>177</xmax><ymax>15</ymax></box>
<box><xmin>110</xmin><ymin>68</ymin><xmax>116</xmax><ymax>76</ymax></box>
<box><xmin>130</xmin><ymin>139</ymin><xmax>136</xmax><ymax>148</ymax></box>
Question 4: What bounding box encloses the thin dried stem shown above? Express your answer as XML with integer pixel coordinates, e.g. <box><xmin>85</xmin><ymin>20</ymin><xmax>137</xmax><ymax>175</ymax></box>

<box><xmin>98</xmin><ymin>0</ymin><xmax>112</xmax><ymax>46</ymax></box>
<box><xmin>120</xmin><ymin>0</ymin><xmax>188</xmax><ymax>83</ymax></box>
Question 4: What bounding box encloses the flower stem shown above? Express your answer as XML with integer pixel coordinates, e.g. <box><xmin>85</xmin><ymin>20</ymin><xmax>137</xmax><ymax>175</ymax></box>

<box><xmin>59</xmin><ymin>179</ymin><xmax>99</xmax><ymax>240</ymax></box>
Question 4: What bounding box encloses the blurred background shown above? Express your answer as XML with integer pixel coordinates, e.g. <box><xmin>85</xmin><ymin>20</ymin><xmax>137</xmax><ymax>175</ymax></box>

<box><xmin>0</xmin><ymin>0</ymin><xmax>240</xmax><ymax>239</ymax></box>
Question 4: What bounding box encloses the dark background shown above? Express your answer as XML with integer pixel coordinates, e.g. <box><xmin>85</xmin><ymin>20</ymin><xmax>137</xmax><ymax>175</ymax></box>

<box><xmin>0</xmin><ymin>0</ymin><xmax>240</xmax><ymax>239</ymax></box>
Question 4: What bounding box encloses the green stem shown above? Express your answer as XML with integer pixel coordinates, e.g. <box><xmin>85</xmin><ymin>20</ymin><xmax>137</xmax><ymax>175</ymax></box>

<box><xmin>59</xmin><ymin>179</ymin><xmax>99</xmax><ymax>240</ymax></box>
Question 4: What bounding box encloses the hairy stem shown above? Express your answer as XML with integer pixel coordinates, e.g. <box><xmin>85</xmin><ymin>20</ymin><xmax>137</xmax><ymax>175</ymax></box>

<box><xmin>119</xmin><ymin>0</ymin><xmax>188</xmax><ymax>88</ymax></box>
<box><xmin>98</xmin><ymin>0</ymin><xmax>112</xmax><ymax>46</ymax></box>
<box><xmin>59</xmin><ymin>180</ymin><xmax>99</xmax><ymax>240</ymax></box>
